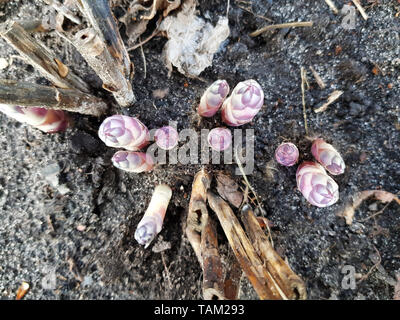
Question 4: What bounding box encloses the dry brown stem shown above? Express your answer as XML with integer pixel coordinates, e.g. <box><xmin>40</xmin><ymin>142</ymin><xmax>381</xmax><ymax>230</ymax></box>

<box><xmin>0</xmin><ymin>79</ymin><xmax>107</xmax><ymax>116</ymax></box>
<box><xmin>241</xmin><ymin>205</ymin><xmax>307</xmax><ymax>300</ymax></box>
<box><xmin>185</xmin><ymin>169</ymin><xmax>211</xmax><ymax>265</ymax></box>
<box><xmin>207</xmin><ymin>191</ymin><xmax>282</xmax><ymax>300</ymax></box>
<box><xmin>0</xmin><ymin>21</ymin><xmax>90</xmax><ymax>93</ymax></box>
<box><xmin>224</xmin><ymin>250</ymin><xmax>242</xmax><ymax>300</ymax></box>
<box><xmin>201</xmin><ymin>218</ymin><xmax>225</xmax><ymax>300</ymax></box>
<box><xmin>72</xmin><ymin>0</ymin><xmax>135</xmax><ymax>106</ymax></box>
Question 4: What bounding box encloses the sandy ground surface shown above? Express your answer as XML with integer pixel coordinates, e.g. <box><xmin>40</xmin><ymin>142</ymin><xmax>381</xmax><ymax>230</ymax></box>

<box><xmin>0</xmin><ymin>0</ymin><xmax>399</xmax><ymax>300</ymax></box>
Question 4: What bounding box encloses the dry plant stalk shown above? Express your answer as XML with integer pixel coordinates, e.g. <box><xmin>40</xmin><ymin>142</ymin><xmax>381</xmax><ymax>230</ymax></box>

<box><xmin>185</xmin><ymin>169</ymin><xmax>211</xmax><ymax>264</ymax></box>
<box><xmin>352</xmin><ymin>0</ymin><xmax>368</xmax><ymax>20</ymax></box>
<box><xmin>241</xmin><ymin>205</ymin><xmax>307</xmax><ymax>300</ymax></box>
<box><xmin>309</xmin><ymin>66</ymin><xmax>326</xmax><ymax>89</ymax></box>
<box><xmin>337</xmin><ymin>190</ymin><xmax>400</xmax><ymax>225</ymax></box>
<box><xmin>76</xmin><ymin>0</ymin><xmax>135</xmax><ymax>106</ymax></box>
<box><xmin>224</xmin><ymin>250</ymin><xmax>242</xmax><ymax>300</ymax></box>
<box><xmin>324</xmin><ymin>0</ymin><xmax>339</xmax><ymax>14</ymax></box>
<box><xmin>0</xmin><ymin>21</ymin><xmax>90</xmax><ymax>93</ymax></box>
<box><xmin>314</xmin><ymin>90</ymin><xmax>343</xmax><ymax>113</ymax></box>
<box><xmin>201</xmin><ymin>218</ymin><xmax>225</xmax><ymax>300</ymax></box>
<box><xmin>0</xmin><ymin>79</ymin><xmax>107</xmax><ymax>116</ymax></box>
<box><xmin>250</xmin><ymin>21</ymin><xmax>313</xmax><ymax>37</ymax></box>
<box><xmin>207</xmin><ymin>191</ymin><xmax>282</xmax><ymax>300</ymax></box>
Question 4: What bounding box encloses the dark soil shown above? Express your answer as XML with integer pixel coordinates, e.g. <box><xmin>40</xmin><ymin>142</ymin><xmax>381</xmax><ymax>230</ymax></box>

<box><xmin>0</xmin><ymin>0</ymin><xmax>399</xmax><ymax>300</ymax></box>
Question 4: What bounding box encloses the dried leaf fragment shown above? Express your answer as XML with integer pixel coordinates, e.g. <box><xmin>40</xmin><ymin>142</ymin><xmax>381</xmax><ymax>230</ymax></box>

<box><xmin>337</xmin><ymin>190</ymin><xmax>400</xmax><ymax>225</ymax></box>
<box><xmin>314</xmin><ymin>90</ymin><xmax>343</xmax><ymax>113</ymax></box>
<box><xmin>216</xmin><ymin>172</ymin><xmax>243</xmax><ymax>208</ymax></box>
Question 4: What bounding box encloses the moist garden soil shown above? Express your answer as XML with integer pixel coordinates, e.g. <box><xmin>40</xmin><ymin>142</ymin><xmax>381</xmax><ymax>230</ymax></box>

<box><xmin>0</xmin><ymin>0</ymin><xmax>399</xmax><ymax>300</ymax></box>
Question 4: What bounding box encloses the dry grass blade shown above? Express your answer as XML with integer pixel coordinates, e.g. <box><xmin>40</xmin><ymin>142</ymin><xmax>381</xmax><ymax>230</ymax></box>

<box><xmin>301</xmin><ymin>67</ymin><xmax>309</xmax><ymax>135</ymax></box>
<box><xmin>241</xmin><ymin>205</ymin><xmax>307</xmax><ymax>300</ymax></box>
<box><xmin>207</xmin><ymin>191</ymin><xmax>282</xmax><ymax>300</ymax></box>
<box><xmin>324</xmin><ymin>0</ymin><xmax>339</xmax><ymax>14</ymax></box>
<box><xmin>250</xmin><ymin>21</ymin><xmax>313</xmax><ymax>37</ymax></box>
<box><xmin>352</xmin><ymin>0</ymin><xmax>368</xmax><ymax>20</ymax></box>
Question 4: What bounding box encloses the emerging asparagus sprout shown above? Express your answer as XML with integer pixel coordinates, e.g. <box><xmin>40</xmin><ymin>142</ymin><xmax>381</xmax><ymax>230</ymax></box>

<box><xmin>154</xmin><ymin>126</ymin><xmax>179</xmax><ymax>150</ymax></box>
<box><xmin>275</xmin><ymin>142</ymin><xmax>299</xmax><ymax>167</ymax></box>
<box><xmin>296</xmin><ymin>161</ymin><xmax>339</xmax><ymax>208</ymax></box>
<box><xmin>311</xmin><ymin>138</ymin><xmax>345</xmax><ymax>175</ymax></box>
<box><xmin>221</xmin><ymin>79</ymin><xmax>264</xmax><ymax>126</ymax></box>
<box><xmin>98</xmin><ymin>115</ymin><xmax>149</xmax><ymax>151</ymax></box>
<box><xmin>0</xmin><ymin>104</ymin><xmax>68</xmax><ymax>133</ymax></box>
<box><xmin>135</xmin><ymin>184</ymin><xmax>172</xmax><ymax>248</ymax></box>
<box><xmin>197</xmin><ymin>80</ymin><xmax>230</xmax><ymax>117</ymax></box>
<box><xmin>111</xmin><ymin>151</ymin><xmax>154</xmax><ymax>173</ymax></box>
<box><xmin>207</xmin><ymin>127</ymin><xmax>232</xmax><ymax>151</ymax></box>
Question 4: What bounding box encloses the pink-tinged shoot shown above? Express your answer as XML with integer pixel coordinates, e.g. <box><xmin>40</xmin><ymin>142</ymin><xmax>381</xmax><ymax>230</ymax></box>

<box><xmin>197</xmin><ymin>80</ymin><xmax>230</xmax><ymax>117</ymax></box>
<box><xmin>208</xmin><ymin>127</ymin><xmax>232</xmax><ymax>152</ymax></box>
<box><xmin>135</xmin><ymin>184</ymin><xmax>172</xmax><ymax>248</ymax></box>
<box><xmin>311</xmin><ymin>138</ymin><xmax>345</xmax><ymax>175</ymax></box>
<box><xmin>0</xmin><ymin>104</ymin><xmax>68</xmax><ymax>133</ymax></box>
<box><xmin>275</xmin><ymin>142</ymin><xmax>299</xmax><ymax>167</ymax></box>
<box><xmin>98</xmin><ymin>115</ymin><xmax>149</xmax><ymax>151</ymax></box>
<box><xmin>296</xmin><ymin>161</ymin><xmax>339</xmax><ymax>208</ymax></box>
<box><xmin>154</xmin><ymin>126</ymin><xmax>179</xmax><ymax>150</ymax></box>
<box><xmin>221</xmin><ymin>79</ymin><xmax>264</xmax><ymax>126</ymax></box>
<box><xmin>111</xmin><ymin>151</ymin><xmax>154</xmax><ymax>173</ymax></box>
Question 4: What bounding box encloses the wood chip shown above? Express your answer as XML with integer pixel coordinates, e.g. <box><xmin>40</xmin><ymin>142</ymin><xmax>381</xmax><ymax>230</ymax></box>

<box><xmin>16</xmin><ymin>282</ymin><xmax>30</xmax><ymax>300</ymax></box>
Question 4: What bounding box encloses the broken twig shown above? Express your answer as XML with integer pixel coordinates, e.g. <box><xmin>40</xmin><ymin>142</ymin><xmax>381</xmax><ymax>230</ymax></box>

<box><xmin>0</xmin><ymin>79</ymin><xmax>107</xmax><ymax>116</ymax></box>
<box><xmin>75</xmin><ymin>0</ymin><xmax>135</xmax><ymax>106</ymax></box>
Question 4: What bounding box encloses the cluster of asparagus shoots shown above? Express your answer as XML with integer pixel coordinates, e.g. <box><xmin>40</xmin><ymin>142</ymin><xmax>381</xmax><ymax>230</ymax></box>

<box><xmin>0</xmin><ymin>0</ymin><xmax>135</xmax><ymax>131</ymax></box>
<box><xmin>186</xmin><ymin>169</ymin><xmax>307</xmax><ymax>300</ymax></box>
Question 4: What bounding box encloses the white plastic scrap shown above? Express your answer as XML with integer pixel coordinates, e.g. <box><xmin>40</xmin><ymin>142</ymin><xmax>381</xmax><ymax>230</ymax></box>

<box><xmin>159</xmin><ymin>0</ymin><xmax>230</xmax><ymax>77</ymax></box>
